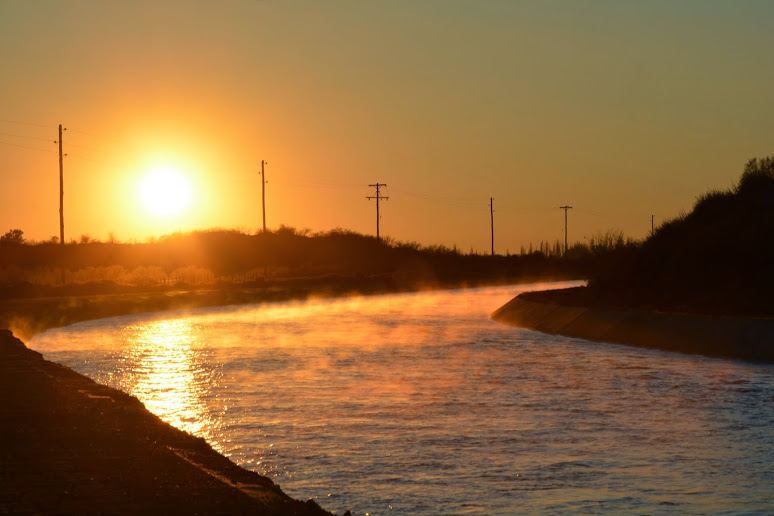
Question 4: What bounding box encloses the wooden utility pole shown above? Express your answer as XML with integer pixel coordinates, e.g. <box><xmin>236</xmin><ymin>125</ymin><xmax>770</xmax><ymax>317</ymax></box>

<box><xmin>260</xmin><ymin>160</ymin><xmax>267</xmax><ymax>232</ymax></box>
<box><xmin>490</xmin><ymin>197</ymin><xmax>494</xmax><ymax>256</ymax></box>
<box><xmin>57</xmin><ymin>124</ymin><xmax>66</xmax><ymax>245</ymax></box>
<box><xmin>366</xmin><ymin>183</ymin><xmax>389</xmax><ymax>240</ymax></box>
<box><xmin>559</xmin><ymin>205</ymin><xmax>573</xmax><ymax>255</ymax></box>
<box><xmin>651</xmin><ymin>214</ymin><xmax>655</xmax><ymax>237</ymax></box>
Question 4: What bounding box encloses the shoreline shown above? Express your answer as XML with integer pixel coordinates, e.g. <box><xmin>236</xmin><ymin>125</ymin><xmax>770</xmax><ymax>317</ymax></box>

<box><xmin>491</xmin><ymin>288</ymin><xmax>774</xmax><ymax>363</ymax></box>
<box><xmin>1</xmin><ymin>275</ymin><xmax>573</xmax><ymax>340</ymax></box>
<box><xmin>0</xmin><ymin>329</ymin><xmax>334</xmax><ymax>515</ymax></box>
<box><xmin>1</xmin><ymin>277</ymin><xmax>400</xmax><ymax>340</ymax></box>
<box><xmin>1</xmin><ymin>277</ymin><xmax>570</xmax><ymax>514</ymax></box>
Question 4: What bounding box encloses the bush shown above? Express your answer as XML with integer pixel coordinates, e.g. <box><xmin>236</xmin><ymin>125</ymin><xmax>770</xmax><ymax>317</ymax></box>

<box><xmin>0</xmin><ymin>229</ymin><xmax>24</xmax><ymax>245</ymax></box>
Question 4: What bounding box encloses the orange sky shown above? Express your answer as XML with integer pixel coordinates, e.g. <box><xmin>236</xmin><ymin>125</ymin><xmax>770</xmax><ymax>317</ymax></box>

<box><xmin>1</xmin><ymin>1</ymin><xmax>773</xmax><ymax>252</ymax></box>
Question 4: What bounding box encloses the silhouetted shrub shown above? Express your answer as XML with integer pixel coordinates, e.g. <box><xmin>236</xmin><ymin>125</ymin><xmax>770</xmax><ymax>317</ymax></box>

<box><xmin>0</xmin><ymin>229</ymin><xmax>25</xmax><ymax>245</ymax></box>
<box><xmin>737</xmin><ymin>156</ymin><xmax>774</xmax><ymax>196</ymax></box>
<box><xmin>590</xmin><ymin>155</ymin><xmax>774</xmax><ymax>315</ymax></box>
<box><xmin>0</xmin><ymin>226</ymin><xmax>592</xmax><ymax>293</ymax></box>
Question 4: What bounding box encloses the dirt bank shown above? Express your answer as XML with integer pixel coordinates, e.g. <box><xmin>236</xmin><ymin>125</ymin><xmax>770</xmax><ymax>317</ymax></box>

<box><xmin>0</xmin><ymin>329</ymin><xmax>334</xmax><ymax>515</ymax></box>
<box><xmin>492</xmin><ymin>291</ymin><xmax>774</xmax><ymax>363</ymax></box>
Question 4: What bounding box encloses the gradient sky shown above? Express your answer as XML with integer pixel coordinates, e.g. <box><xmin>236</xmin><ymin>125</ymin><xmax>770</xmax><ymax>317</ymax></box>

<box><xmin>2</xmin><ymin>1</ymin><xmax>773</xmax><ymax>252</ymax></box>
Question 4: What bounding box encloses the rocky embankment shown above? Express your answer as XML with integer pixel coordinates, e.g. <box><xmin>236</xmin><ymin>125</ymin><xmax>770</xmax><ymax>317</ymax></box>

<box><xmin>492</xmin><ymin>288</ymin><xmax>774</xmax><ymax>363</ymax></box>
<box><xmin>0</xmin><ymin>329</ymin><xmax>334</xmax><ymax>515</ymax></box>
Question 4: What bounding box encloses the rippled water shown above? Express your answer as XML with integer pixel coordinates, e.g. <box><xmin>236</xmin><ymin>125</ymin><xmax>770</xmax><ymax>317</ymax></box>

<box><xmin>30</xmin><ymin>282</ymin><xmax>774</xmax><ymax>514</ymax></box>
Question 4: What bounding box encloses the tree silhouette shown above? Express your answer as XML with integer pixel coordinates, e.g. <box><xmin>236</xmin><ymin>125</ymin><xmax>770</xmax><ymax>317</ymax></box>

<box><xmin>588</xmin><ymin>155</ymin><xmax>774</xmax><ymax>315</ymax></box>
<box><xmin>0</xmin><ymin>229</ymin><xmax>25</xmax><ymax>245</ymax></box>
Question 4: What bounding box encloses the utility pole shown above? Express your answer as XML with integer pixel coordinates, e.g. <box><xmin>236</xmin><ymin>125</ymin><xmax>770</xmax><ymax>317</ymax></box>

<box><xmin>260</xmin><ymin>160</ymin><xmax>267</xmax><ymax>232</ymax></box>
<box><xmin>651</xmin><ymin>214</ymin><xmax>655</xmax><ymax>237</ymax></box>
<box><xmin>559</xmin><ymin>205</ymin><xmax>573</xmax><ymax>255</ymax></box>
<box><xmin>366</xmin><ymin>183</ymin><xmax>389</xmax><ymax>240</ymax></box>
<box><xmin>56</xmin><ymin>124</ymin><xmax>66</xmax><ymax>245</ymax></box>
<box><xmin>490</xmin><ymin>197</ymin><xmax>494</xmax><ymax>256</ymax></box>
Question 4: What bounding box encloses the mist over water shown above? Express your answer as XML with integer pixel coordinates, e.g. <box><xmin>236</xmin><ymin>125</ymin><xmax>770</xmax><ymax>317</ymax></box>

<box><xmin>31</xmin><ymin>282</ymin><xmax>774</xmax><ymax>514</ymax></box>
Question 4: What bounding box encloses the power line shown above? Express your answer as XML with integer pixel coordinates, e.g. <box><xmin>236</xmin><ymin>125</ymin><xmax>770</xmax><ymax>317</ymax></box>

<box><xmin>0</xmin><ymin>118</ymin><xmax>54</xmax><ymax>129</ymax></box>
<box><xmin>65</xmin><ymin>128</ymin><xmax>93</xmax><ymax>136</ymax></box>
<box><xmin>391</xmin><ymin>186</ymin><xmax>480</xmax><ymax>207</ymax></box>
<box><xmin>0</xmin><ymin>140</ymin><xmax>56</xmax><ymax>153</ymax></box>
<box><xmin>260</xmin><ymin>160</ymin><xmax>268</xmax><ymax>232</ymax></box>
<box><xmin>490</xmin><ymin>197</ymin><xmax>495</xmax><ymax>256</ymax></box>
<box><xmin>0</xmin><ymin>121</ymin><xmax>118</xmax><ymax>162</ymax></box>
<box><xmin>559</xmin><ymin>205</ymin><xmax>573</xmax><ymax>255</ymax></box>
<box><xmin>288</xmin><ymin>175</ymin><xmax>365</xmax><ymax>189</ymax></box>
<box><xmin>0</xmin><ymin>131</ymin><xmax>53</xmax><ymax>142</ymax></box>
<box><xmin>65</xmin><ymin>140</ymin><xmax>109</xmax><ymax>153</ymax></box>
<box><xmin>366</xmin><ymin>183</ymin><xmax>389</xmax><ymax>241</ymax></box>
<box><xmin>574</xmin><ymin>207</ymin><xmax>611</xmax><ymax>220</ymax></box>
<box><xmin>56</xmin><ymin>124</ymin><xmax>66</xmax><ymax>246</ymax></box>
<box><xmin>63</xmin><ymin>151</ymin><xmax>118</xmax><ymax>167</ymax></box>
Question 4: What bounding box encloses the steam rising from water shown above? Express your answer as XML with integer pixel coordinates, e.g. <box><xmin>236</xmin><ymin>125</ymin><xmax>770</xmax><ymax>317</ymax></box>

<box><xmin>31</xmin><ymin>282</ymin><xmax>774</xmax><ymax>514</ymax></box>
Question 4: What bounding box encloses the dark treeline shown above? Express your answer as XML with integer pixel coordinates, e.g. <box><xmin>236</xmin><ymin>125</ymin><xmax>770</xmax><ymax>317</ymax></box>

<box><xmin>581</xmin><ymin>156</ymin><xmax>774</xmax><ymax>316</ymax></box>
<box><xmin>0</xmin><ymin>225</ymin><xmax>632</xmax><ymax>298</ymax></box>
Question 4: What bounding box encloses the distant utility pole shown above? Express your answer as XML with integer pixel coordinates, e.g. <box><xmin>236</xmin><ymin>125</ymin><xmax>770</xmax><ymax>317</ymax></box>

<box><xmin>56</xmin><ymin>124</ymin><xmax>66</xmax><ymax>245</ymax></box>
<box><xmin>651</xmin><ymin>214</ymin><xmax>655</xmax><ymax>237</ymax></box>
<box><xmin>490</xmin><ymin>197</ymin><xmax>495</xmax><ymax>256</ymax></box>
<box><xmin>260</xmin><ymin>160</ymin><xmax>267</xmax><ymax>232</ymax></box>
<box><xmin>366</xmin><ymin>183</ymin><xmax>389</xmax><ymax>240</ymax></box>
<box><xmin>559</xmin><ymin>205</ymin><xmax>573</xmax><ymax>255</ymax></box>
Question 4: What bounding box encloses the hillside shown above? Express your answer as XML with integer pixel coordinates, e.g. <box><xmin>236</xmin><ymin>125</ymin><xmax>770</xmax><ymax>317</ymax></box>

<box><xmin>579</xmin><ymin>156</ymin><xmax>774</xmax><ymax>316</ymax></box>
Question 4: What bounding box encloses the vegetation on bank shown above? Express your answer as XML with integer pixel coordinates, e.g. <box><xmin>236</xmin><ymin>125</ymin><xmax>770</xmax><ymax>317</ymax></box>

<box><xmin>582</xmin><ymin>156</ymin><xmax>774</xmax><ymax>316</ymax></box>
<box><xmin>7</xmin><ymin>153</ymin><xmax>769</xmax><ymax>316</ymax></box>
<box><xmin>0</xmin><ymin>225</ymin><xmax>639</xmax><ymax>299</ymax></box>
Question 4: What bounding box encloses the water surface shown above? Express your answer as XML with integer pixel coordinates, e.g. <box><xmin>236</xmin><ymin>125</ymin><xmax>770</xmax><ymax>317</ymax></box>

<box><xmin>31</xmin><ymin>282</ymin><xmax>774</xmax><ymax>514</ymax></box>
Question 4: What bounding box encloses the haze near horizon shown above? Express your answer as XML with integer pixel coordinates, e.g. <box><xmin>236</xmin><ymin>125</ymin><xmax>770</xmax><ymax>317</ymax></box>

<box><xmin>1</xmin><ymin>1</ymin><xmax>773</xmax><ymax>252</ymax></box>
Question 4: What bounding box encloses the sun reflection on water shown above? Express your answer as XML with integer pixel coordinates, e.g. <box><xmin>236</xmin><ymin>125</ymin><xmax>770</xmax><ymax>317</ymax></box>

<box><xmin>118</xmin><ymin>318</ymin><xmax>223</xmax><ymax>448</ymax></box>
<box><xmin>27</xmin><ymin>282</ymin><xmax>774</xmax><ymax>513</ymax></box>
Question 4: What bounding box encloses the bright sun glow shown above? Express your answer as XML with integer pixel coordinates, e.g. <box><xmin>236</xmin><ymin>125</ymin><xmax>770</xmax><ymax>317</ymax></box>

<box><xmin>139</xmin><ymin>167</ymin><xmax>192</xmax><ymax>217</ymax></box>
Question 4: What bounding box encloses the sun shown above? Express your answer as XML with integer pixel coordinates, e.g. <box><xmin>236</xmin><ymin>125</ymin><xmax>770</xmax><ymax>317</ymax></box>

<box><xmin>139</xmin><ymin>167</ymin><xmax>192</xmax><ymax>217</ymax></box>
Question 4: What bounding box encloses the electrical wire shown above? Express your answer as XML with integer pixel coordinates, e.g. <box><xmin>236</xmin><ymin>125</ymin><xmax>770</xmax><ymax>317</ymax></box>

<box><xmin>390</xmin><ymin>186</ymin><xmax>480</xmax><ymax>207</ymax></box>
<box><xmin>0</xmin><ymin>118</ymin><xmax>54</xmax><ymax>129</ymax></box>
<box><xmin>289</xmin><ymin>177</ymin><xmax>366</xmax><ymax>190</ymax></box>
<box><xmin>0</xmin><ymin>131</ymin><xmax>53</xmax><ymax>143</ymax></box>
<box><xmin>0</xmin><ymin>140</ymin><xmax>56</xmax><ymax>153</ymax></box>
<box><xmin>574</xmin><ymin>207</ymin><xmax>613</xmax><ymax>221</ymax></box>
